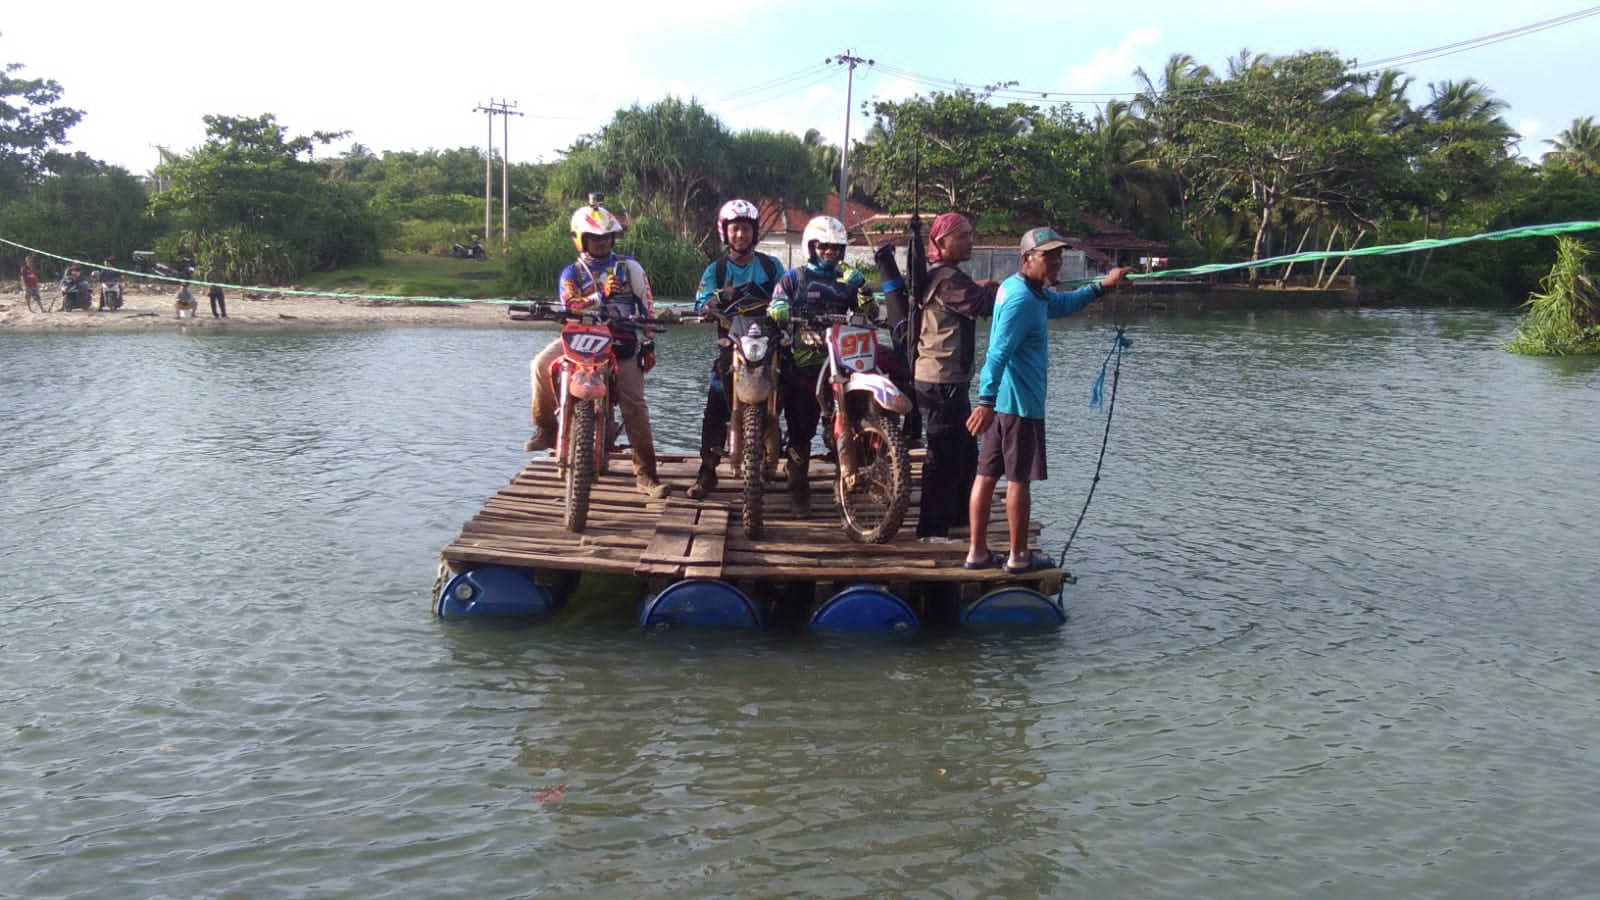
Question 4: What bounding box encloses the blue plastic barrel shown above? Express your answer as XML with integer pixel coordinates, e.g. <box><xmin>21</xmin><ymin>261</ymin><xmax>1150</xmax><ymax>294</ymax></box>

<box><xmin>959</xmin><ymin>587</ymin><xmax>1067</xmax><ymax>630</ymax></box>
<box><xmin>436</xmin><ymin>566</ymin><xmax>558</xmax><ymax>618</ymax></box>
<box><xmin>639</xmin><ymin>579</ymin><xmax>764</xmax><ymax>631</ymax></box>
<box><xmin>809</xmin><ymin>584</ymin><xmax>919</xmax><ymax>635</ymax></box>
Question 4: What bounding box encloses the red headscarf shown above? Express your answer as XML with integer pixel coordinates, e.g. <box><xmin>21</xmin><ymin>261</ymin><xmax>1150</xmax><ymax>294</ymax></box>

<box><xmin>926</xmin><ymin>213</ymin><xmax>971</xmax><ymax>265</ymax></box>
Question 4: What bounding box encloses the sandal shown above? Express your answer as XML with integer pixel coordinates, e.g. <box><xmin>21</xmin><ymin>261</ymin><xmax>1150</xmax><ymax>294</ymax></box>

<box><xmin>1004</xmin><ymin>551</ymin><xmax>1058</xmax><ymax>575</ymax></box>
<box><xmin>962</xmin><ymin>552</ymin><xmax>1004</xmax><ymax>571</ymax></box>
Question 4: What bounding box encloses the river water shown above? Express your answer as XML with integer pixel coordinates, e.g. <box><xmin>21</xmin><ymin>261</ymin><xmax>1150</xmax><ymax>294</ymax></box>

<box><xmin>3</xmin><ymin>308</ymin><xmax>1597</xmax><ymax>898</ymax></box>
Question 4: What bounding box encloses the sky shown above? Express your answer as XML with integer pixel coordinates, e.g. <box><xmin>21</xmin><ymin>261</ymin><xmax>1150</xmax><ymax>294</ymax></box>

<box><xmin>6</xmin><ymin>0</ymin><xmax>1598</xmax><ymax>180</ymax></box>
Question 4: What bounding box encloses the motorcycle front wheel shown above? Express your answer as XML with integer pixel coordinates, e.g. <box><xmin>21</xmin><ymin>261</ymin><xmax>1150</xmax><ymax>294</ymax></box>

<box><xmin>836</xmin><ymin>409</ymin><xmax>911</xmax><ymax>544</ymax></box>
<box><xmin>739</xmin><ymin>403</ymin><xmax>765</xmax><ymax>539</ymax></box>
<box><xmin>563</xmin><ymin>399</ymin><xmax>597</xmax><ymax>533</ymax></box>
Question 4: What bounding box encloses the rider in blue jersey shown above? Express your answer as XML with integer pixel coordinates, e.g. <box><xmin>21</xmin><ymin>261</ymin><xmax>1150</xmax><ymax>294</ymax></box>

<box><xmin>685</xmin><ymin>198</ymin><xmax>786</xmax><ymax>500</ymax></box>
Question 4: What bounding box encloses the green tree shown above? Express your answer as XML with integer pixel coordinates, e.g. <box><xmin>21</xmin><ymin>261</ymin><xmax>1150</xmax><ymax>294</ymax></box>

<box><xmin>859</xmin><ymin>89</ymin><xmax>1039</xmax><ymax>215</ymax></box>
<box><xmin>0</xmin><ymin>153</ymin><xmax>156</xmax><ymax>274</ymax></box>
<box><xmin>0</xmin><ymin>45</ymin><xmax>85</xmax><ymax>197</ymax></box>
<box><xmin>1542</xmin><ymin>116</ymin><xmax>1600</xmax><ymax>176</ymax></box>
<box><xmin>1092</xmin><ymin>99</ymin><xmax>1176</xmax><ymax>232</ymax></box>
<box><xmin>729</xmin><ymin>129</ymin><xmax>828</xmax><ymax>221</ymax></box>
<box><xmin>555</xmin><ymin>97</ymin><xmax>734</xmax><ymax>239</ymax></box>
<box><xmin>1148</xmin><ymin>50</ymin><xmax>1386</xmax><ymax>274</ymax></box>
<box><xmin>152</xmin><ymin>113</ymin><xmax>380</xmax><ymax>282</ymax></box>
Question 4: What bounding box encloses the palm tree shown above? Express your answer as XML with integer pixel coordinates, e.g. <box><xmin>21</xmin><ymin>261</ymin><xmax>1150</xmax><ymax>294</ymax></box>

<box><xmin>1414</xmin><ymin>80</ymin><xmax>1517</xmax><ymax>276</ymax></box>
<box><xmin>1543</xmin><ymin>117</ymin><xmax>1600</xmax><ymax>176</ymax></box>
<box><xmin>1094</xmin><ymin>99</ymin><xmax>1173</xmax><ymax>228</ymax></box>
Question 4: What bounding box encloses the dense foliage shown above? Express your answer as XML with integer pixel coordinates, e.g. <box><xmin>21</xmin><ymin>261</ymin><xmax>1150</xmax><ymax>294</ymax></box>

<box><xmin>1505</xmin><ymin>238</ymin><xmax>1600</xmax><ymax>355</ymax></box>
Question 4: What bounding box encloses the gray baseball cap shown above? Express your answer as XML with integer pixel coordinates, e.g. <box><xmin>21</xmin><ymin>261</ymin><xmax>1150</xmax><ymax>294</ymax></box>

<box><xmin>1019</xmin><ymin>226</ymin><xmax>1070</xmax><ymax>254</ymax></box>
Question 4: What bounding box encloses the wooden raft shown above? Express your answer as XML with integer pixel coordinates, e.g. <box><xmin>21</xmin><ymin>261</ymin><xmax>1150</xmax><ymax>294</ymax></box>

<box><xmin>439</xmin><ymin>450</ymin><xmax>1063</xmax><ymax>596</ymax></box>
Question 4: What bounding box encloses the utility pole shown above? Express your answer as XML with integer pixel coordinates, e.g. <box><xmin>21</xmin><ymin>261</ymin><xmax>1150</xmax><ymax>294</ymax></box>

<box><xmin>826</xmin><ymin>50</ymin><xmax>873</xmax><ymax>225</ymax></box>
<box><xmin>473</xmin><ymin>99</ymin><xmax>523</xmax><ymax>244</ymax></box>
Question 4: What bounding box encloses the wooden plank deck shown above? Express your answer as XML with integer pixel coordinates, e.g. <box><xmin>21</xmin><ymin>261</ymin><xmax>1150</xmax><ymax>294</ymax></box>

<box><xmin>439</xmin><ymin>450</ymin><xmax>1062</xmax><ymax>594</ymax></box>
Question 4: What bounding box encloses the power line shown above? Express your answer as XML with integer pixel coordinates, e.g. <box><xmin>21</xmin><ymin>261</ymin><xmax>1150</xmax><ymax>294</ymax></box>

<box><xmin>869</xmin><ymin>6</ymin><xmax>1600</xmax><ymax>104</ymax></box>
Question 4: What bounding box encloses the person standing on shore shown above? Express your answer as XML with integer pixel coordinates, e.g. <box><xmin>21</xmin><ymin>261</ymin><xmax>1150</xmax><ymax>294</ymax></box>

<box><xmin>206</xmin><ymin>266</ymin><xmax>227</xmax><ymax>318</ymax></box>
<box><xmin>963</xmin><ymin>227</ymin><xmax>1131</xmax><ymax>574</ymax></box>
<box><xmin>912</xmin><ymin>213</ymin><xmax>999</xmax><ymax>543</ymax></box>
<box><xmin>21</xmin><ymin>255</ymin><xmax>44</xmax><ymax>312</ymax></box>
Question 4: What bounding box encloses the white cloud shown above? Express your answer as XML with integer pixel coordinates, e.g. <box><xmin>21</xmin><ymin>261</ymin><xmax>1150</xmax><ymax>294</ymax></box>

<box><xmin>1063</xmin><ymin>28</ymin><xmax>1161</xmax><ymax>92</ymax></box>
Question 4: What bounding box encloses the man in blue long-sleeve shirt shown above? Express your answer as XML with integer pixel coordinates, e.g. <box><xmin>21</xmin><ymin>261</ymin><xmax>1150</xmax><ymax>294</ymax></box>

<box><xmin>964</xmin><ymin>227</ymin><xmax>1131</xmax><ymax>573</ymax></box>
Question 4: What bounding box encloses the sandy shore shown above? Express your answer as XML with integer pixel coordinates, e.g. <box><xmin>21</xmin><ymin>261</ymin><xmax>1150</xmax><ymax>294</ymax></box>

<box><xmin>0</xmin><ymin>284</ymin><xmax>524</xmax><ymax>332</ymax></box>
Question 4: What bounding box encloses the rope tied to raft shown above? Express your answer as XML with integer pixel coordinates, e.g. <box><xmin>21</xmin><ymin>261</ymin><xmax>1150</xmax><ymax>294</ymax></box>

<box><xmin>1054</xmin><ymin>324</ymin><xmax>1132</xmax><ymax>602</ymax></box>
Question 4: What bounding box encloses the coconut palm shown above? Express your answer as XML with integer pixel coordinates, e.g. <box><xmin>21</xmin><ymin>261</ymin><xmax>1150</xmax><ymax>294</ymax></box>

<box><xmin>1543</xmin><ymin>117</ymin><xmax>1600</xmax><ymax>176</ymax></box>
<box><xmin>1094</xmin><ymin>99</ymin><xmax>1174</xmax><ymax>228</ymax></box>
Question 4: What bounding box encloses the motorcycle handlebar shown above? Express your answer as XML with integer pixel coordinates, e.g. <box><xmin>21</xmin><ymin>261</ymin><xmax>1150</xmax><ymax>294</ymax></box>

<box><xmin>506</xmin><ymin>301</ymin><xmax>669</xmax><ymax>329</ymax></box>
<box><xmin>794</xmin><ymin>311</ymin><xmax>884</xmax><ymax>329</ymax></box>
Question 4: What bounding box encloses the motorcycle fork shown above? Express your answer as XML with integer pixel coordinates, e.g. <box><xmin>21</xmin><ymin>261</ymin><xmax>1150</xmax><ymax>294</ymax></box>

<box><xmin>821</xmin><ymin>351</ymin><xmax>858</xmax><ymax>476</ymax></box>
<box><xmin>555</xmin><ymin>359</ymin><xmax>610</xmax><ymax>467</ymax></box>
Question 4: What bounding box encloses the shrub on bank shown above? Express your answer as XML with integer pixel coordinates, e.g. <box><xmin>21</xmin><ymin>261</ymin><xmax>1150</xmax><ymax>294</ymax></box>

<box><xmin>501</xmin><ymin>217</ymin><xmax>705</xmax><ymax>299</ymax></box>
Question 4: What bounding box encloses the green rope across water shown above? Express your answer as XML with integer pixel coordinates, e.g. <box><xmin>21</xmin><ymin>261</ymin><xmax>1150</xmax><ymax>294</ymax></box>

<box><xmin>0</xmin><ymin>234</ymin><xmax>515</xmax><ymax>305</ymax></box>
<box><xmin>1107</xmin><ymin>220</ymin><xmax>1600</xmax><ymax>283</ymax></box>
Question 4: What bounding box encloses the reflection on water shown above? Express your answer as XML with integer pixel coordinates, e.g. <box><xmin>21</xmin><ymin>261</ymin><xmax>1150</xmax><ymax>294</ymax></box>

<box><xmin>2</xmin><ymin>308</ymin><xmax>1598</xmax><ymax>896</ymax></box>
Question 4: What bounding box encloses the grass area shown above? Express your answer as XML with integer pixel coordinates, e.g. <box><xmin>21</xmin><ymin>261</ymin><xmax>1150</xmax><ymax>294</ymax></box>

<box><xmin>297</xmin><ymin>253</ymin><xmax>510</xmax><ymax>300</ymax></box>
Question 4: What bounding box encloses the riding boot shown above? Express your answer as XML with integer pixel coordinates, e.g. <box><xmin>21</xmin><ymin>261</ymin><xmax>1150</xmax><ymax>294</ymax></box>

<box><xmin>686</xmin><ymin>451</ymin><xmax>721</xmax><ymax>500</ymax></box>
<box><xmin>633</xmin><ymin>451</ymin><xmax>669</xmax><ymax>499</ymax></box>
<box><xmin>786</xmin><ymin>448</ymin><xmax>811</xmax><ymax>517</ymax></box>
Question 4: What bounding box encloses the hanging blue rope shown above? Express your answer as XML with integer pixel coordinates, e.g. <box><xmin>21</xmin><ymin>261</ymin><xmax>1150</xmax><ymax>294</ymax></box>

<box><xmin>1090</xmin><ymin>329</ymin><xmax>1133</xmax><ymax>411</ymax></box>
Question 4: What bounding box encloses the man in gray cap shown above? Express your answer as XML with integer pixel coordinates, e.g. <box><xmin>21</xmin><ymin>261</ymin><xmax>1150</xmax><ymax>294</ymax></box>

<box><xmin>962</xmin><ymin>227</ymin><xmax>1132</xmax><ymax>574</ymax></box>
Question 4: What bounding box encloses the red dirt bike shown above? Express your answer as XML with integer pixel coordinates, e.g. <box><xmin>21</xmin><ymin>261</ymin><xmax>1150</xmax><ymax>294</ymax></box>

<box><xmin>511</xmin><ymin>301</ymin><xmax>661</xmax><ymax>533</ymax></box>
<box><xmin>798</xmin><ymin>311</ymin><xmax>915</xmax><ymax>543</ymax></box>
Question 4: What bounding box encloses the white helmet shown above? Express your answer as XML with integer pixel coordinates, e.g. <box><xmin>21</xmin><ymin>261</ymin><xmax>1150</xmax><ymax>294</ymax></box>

<box><xmin>717</xmin><ymin>198</ymin><xmax>762</xmax><ymax>245</ymax></box>
<box><xmin>570</xmin><ymin>204</ymin><xmax>623</xmax><ymax>253</ymax></box>
<box><xmin>802</xmin><ymin>215</ymin><xmax>849</xmax><ymax>261</ymax></box>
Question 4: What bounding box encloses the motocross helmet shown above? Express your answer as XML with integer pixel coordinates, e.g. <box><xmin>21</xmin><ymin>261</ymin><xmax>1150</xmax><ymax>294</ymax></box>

<box><xmin>803</xmin><ymin>215</ymin><xmax>849</xmax><ymax>264</ymax></box>
<box><xmin>570</xmin><ymin>204</ymin><xmax>624</xmax><ymax>254</ymax></box>
<box><xmin>717</xmin><ymin>198</ymin><xmax>762</xmax><ymax>247</ymax></box>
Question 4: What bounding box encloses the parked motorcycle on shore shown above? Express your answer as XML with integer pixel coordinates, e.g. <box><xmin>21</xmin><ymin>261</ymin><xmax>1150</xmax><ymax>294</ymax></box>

<box><xmin>798</xmin><ymin>311</ymin><xmax>914</xmax><ymax>543</ymax></box>
<box><xmin>95</xmin><ymin>271</ymin><xmax>125</xmax><ymax>311</ymax></box>
<box><xmin>715</xmin><ymin>294</ymin><xmax>788</xmax><ymax>539</ymax></box>
<box><xmin>59</xmin><ymin>271</ymin><xmax>92</xmax><ymax>311</ymax></box>
<box><xmin>452</xmin><ymin>239</ymin><xmax>487</xmax><ymax>260</ymax></box>
<box><xmin>510</xmin><ymin>301</ymin><xmax>665</xmax><ymax>532</ymax></box>
<box><xmin>131</xmin><ymin>251</ymin><xmax>194</xmax><ymax>280</ymax></box>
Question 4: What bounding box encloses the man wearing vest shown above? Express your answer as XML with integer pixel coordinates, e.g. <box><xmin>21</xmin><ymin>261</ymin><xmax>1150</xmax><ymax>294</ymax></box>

<box><xmin>686</xmin><ymin>198</ymin><xmax>786</xmax><ymax>500</ymax></box>
<box><xmin>964</xmin><ymin>227</ymin><xmax>1131</xmax><ymax>573</ymax></box>
<box><xmin>526</xmin><ymin>203</ymin><xmax>669</xmax><ymax>499</ymax></box>
<box><xmin>767</xmin><ymin>215</ymin><xmax>876</xmax><ymax>516</ymax></box>
<box><xmin>912</xmin><ymin>213</ymin><xmax>1000</xmax><ymax>542</ymax></box>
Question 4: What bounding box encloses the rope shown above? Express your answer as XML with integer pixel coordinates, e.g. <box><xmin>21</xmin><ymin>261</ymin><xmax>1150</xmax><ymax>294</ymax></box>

<box><xmin>1054</xmin><ymin>327</ymin><xmax>1130</xmax><ymax>602</ymax></box>
<box><xmin>1056</xmin><ymin>220</ymin><xmax>1600</xmax><ymax>286</ymax></box>
<box><xmin>0</xmin><ymin>234</ymin><xmax>526</xmax><ymax>306</ymax></box>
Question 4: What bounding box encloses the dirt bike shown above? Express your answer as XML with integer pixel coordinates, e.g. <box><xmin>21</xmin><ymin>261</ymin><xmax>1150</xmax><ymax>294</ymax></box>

<box><xmin>510</xmin><ymin>301</ymin><xmax>661</xmax><ymax>533</ymax></box>
<box><xmin>799</xmin><ymin>311</ymin><xmax>915</xmax><ymax>543</ymax></box>
<box><xmin>452</xmin><ymin>240</ymin><xmax>487</xmax><ymax>260</ymax></box>
<box><xmin>714</xmin><ymin>294</ymin><xmax>787</xmax><ymax>538</ymax></box>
